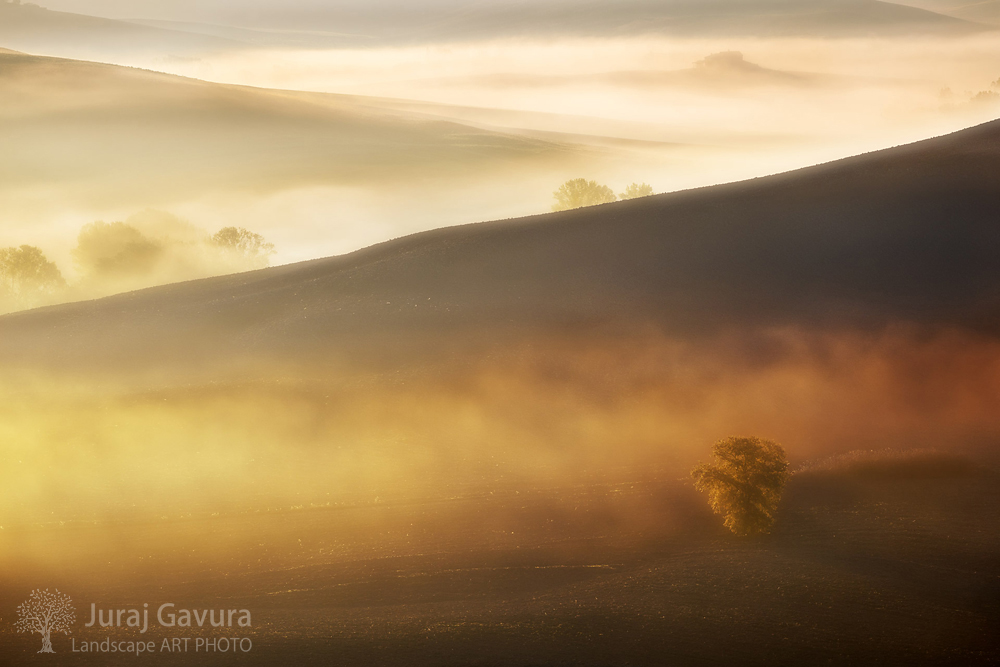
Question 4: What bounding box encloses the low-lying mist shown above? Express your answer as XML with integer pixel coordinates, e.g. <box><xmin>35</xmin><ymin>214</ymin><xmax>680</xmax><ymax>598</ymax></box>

<box><xmin>2</xmin><ymin>324</ymin><xmax>997</xmax><ymax>531</ymax></box>
<box><xmin>0</xmin><ymin>210</ymin><xmax>275</xmax><ymax>313</ymax></box>
<box><xmin>2</xmin><ymin>33</ymin><xmax>998</xmax><ymax>283</ymax></box>
<box><xmin>143</xmin><ymin>34</ymin><xmax>1000</xmax><ymax>149</ymax></box>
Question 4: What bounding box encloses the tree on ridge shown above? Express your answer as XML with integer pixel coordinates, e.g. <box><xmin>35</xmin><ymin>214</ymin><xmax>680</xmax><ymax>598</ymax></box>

<box><xmin>552</xmin><ymin>178</ymin><xmax>617</xmax><ymax>211</ymax></box>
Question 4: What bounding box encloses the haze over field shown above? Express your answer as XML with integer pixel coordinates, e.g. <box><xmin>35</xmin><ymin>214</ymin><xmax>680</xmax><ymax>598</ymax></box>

<box><xmin>0</xmin><ymin>48</ymin><xmax>602</xmax><ymax>276</ymax></box>
<box><xmin>898</xmin><ymin>0</ymin><xmax>1000</xmax><ymax>24</ymax></box>
<box><xmin>10</xmin><ymin>0</ymin><xmax>989</xmax><ymax>37</ymax></box>
<box><xmin>2</xmin><ymin>118</ymin><xmax>1000</xmax><ymax>523</ymax></box>
<box><xmin>1</xmin><ymin>0</ymin><xmax>999</xmax><ymax>285</ymax></box>
<box><xmin>1</xmin><ymin>2</ymin><xmax>998</xmax><ymax>511</ymax></box>
<box><xmin>2</xmin><ymin>117</ymin><xmax>1000</xmax><ymax>667</ymax></box>
<box><xmin>1</xmin><ymin>4</ymin><xmax>1000</xmax><ymax>665</ymax></box>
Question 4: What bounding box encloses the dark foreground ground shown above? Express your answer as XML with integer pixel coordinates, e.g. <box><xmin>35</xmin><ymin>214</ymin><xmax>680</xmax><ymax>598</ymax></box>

<box><xmin>0</xmin><ymin>465</ymin><xmax>997</xmax><ymax>667</ymax></box>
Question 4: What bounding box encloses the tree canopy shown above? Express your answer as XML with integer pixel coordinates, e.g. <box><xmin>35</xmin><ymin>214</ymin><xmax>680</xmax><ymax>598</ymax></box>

<box><xmin>619</xmin><ymin>182</ymin><xmax>655</xmax><ymax>200</ymax></box>
<box><xmin>211</xmin><ymin>227</ymin><xmax>276</xmax><ymax>270</ymax></box>
<box><xmin>73</xmin><ymin>221</ymin><xmax>162</xmax><ymax>278</ymax></box>
<box><xmin>691</xmin><ymin>436</ymin><xmax>790</xmax><ymax>536</ymax></box>
<box><xmin>552</xmin><ymin>178</ymin><xmax>617</xmax><ymax>211</ymax></box>
<box><xmin>0</xmin><ymin>245</ymin><xmax>65</xmax><ymax>309</ymax></box>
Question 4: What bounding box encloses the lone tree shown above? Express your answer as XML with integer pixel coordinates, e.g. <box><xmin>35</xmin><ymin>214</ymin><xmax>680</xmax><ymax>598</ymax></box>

<box><xmin>15</xmin><ymin>588</ymin><xmax>76</xmax><ymax>653</ymax></box>
<box><xmin>211</xmin><ymin>227</ymin><xmax>276</xmax><ymax>270</ymax></box>
<box><xmin>618</xmin><ymin>182</ymin><xmax>654</xmax><ymax>200</ymax></box>
<box><xmin>0</xmin><ymin>245</ymin><xmax>66</xmax><ymax>309</ymax></box>
<box><xmin>692</xmin><ymin>436</ymin><xmax>790</xmax><ymax>536</ymax></box>
<box><xmin>552</xmin><ymin>178</ymin><xmax>617</xmax><ymax>211</ymax></box>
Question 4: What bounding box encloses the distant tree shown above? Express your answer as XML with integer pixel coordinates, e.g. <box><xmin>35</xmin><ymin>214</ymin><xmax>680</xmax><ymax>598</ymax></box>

<box><xmin>0</xmin><ymin>245</ymin><xmax>65</xmax><ymax>308</ymax></box>
<box><xmin>73</xmin><ymin>221</ymin><xmax>162</xmax><ymax>278</ymax></box>
<box><xmin>211</xmin><ymin>227</ymin><xmax>275</xmax><ymax>270</ymax></box>
<box><xmin>618</xmin><ymin>183</ymin><xmax>655</xmax><ymax>200</ymax></box>
<box><xmin>692</xmin><ymin>436</ymin><xmax>790</xmax><ymax>536</ymax></box>
<box><xmin>552</xmin><ymin>178</ymin><xmax>617</xmax><ymax>212</ymax></box>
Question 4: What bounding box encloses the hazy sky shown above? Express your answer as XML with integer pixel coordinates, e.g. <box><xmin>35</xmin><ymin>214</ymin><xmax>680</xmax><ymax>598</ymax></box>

<box><xmin>22</xmin><ymin>0</ymin><xmax>986</xmax><ymax>31</ymax></box>
<box><xmin>8</xmin><ymin>0</ymin><xmax>567</xmax><ymax>23</ymax></box>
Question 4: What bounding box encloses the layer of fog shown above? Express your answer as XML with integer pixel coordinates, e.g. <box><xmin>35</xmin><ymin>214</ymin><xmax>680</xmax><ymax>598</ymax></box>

<box><xmin>897</xmin><ymin>0</ymin><xmax>1000</xmax><ymax>25</ymax></box>
<box><xmin>18</xmin><ymin>0</ymin><xmax>991</xmax><ymax>38</ymax></box>
<box><xmin>1</xmin><ymin>34</ymin><xmax>998</xmax><ymax>299</ymax></box>
<box><xmin>0</xmin><ymin>210</ymin><xmax>279</xmax><ymax>313</ymax></box>
<box><xmin>1</xmin><ymin>325</ymin><xmax>997</xmax><ymax>530</ymax></box>
<box><xmin>142</xmin><ymin>35</ymin><xmax>1000</xmax><ymax>138</ymax></box>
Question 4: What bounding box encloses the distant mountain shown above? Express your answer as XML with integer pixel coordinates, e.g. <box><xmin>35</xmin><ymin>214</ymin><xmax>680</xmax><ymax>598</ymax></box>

<box><xmin>2</xmin><ymin>117</ymin><xmax>999</xmax><ymax>374</ymax></box>
<box><xmin>0</xmin><ymin>2</ymin><xmax>240</xmax><ymax>59</ymax></box>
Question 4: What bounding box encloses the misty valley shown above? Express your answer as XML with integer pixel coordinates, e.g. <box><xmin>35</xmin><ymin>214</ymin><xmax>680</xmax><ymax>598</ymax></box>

<box><xmin>0</xmin><ymin>1</ymin><xmax>999</xmax><ymax>666</ymax></box>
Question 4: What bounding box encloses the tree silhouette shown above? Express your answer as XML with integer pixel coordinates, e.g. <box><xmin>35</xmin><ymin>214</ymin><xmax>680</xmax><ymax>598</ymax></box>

<box><xmin>618</xmin><ymin>183</ymin><xmax>654</xmax><ymax>200</ymax></box>
<box><xmin>0</xmin><ymin>245</ymin><xmax>65</xmax><ymax>309</ymax></box>
<box><xmin>73</xmin><ymin>221</ymin><xmax>162</xmax><ymax>278</ymax></box>
<box><xmin>552</xmin><ymin>178</ymin><xmax>617</xmax><ymax>211</ymax></box>
<box><xmin>15</xmin><ymin>589</ymin><xmax>75</xmax><ymax>653</ymax></box>
<box><xmin>692</xmin><ymin>436</ymin><xmax>790</xmax><ymax>536</ymax></box>
<box><xmin>211</xmin><ymin>227</ymin><xmax>276</xmax><ymax>270</ymax></box>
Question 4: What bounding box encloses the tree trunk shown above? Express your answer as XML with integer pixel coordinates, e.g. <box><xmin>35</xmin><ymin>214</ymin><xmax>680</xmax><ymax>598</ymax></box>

<box><xmin>39</xmin><ymin>631</ymin><xmax>54</xmax><ymax>653</ymax></box>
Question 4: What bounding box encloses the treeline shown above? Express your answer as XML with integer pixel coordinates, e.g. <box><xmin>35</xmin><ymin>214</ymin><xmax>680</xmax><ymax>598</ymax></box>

<box><xmin>0</xmin><ymin>210</ymin><xmax>274</xmax><ymax>314</ymax></box>
<box><xmin>552</xmin><ymin>179</ymin><xmax>655</xmax><ymax>212</ymax></box>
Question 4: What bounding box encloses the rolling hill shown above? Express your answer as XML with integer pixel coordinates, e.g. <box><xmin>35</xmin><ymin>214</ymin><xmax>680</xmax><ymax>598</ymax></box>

<box><xmin>1</xmin><ymin>117</ymin><xmax>999</xmax><ymax>374</ymax></box>
<box><xmin>0</xmin><ymin>0</ymin><xmax>984</xmax><ymax>60</ymax></box>
<box><xmin>897</xmin><ymin>0</ymin><xmax>1000</xmax><ymax>25</ymax></box>
<box><xmin>119</xmin><ymin>0</ymin><xmax>988</xmax><ymax>42</ymax></box>
<box><xmin>0</xmin><ymin>1</ymin><xmax>239</xmax><ymax>59</ymax></box>
<box><xmin>390</xmin><ymin>0</ymin><xmax>986</xmax><ymax>41</ymax></box>
<box><xmin>0</xmin><ymin>100</ymin><xmax>997</xmax><ymax>667</ymax></box>
<box><xmin>0</xmin><ymin>48</ymin><xmax>580</xmax><ymax>207</ymax></box>
<box><xmin>426</xmin><ymin>51</ymin><xmax>827</xmax><ymax>93</ymax></box>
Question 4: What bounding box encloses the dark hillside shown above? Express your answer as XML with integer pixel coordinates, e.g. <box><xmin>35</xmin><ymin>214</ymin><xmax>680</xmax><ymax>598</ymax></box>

<box><xmin>2</xmin><ymin>119</ymin><xmax>999</xmax><ymax>372</ymax></box>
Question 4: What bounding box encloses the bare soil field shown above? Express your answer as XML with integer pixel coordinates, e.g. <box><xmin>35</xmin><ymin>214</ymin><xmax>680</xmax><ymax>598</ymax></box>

<box><xmin>1</xmin><ymin>465</ymin><xmax>996</xmax><ymax>666</ymax></box>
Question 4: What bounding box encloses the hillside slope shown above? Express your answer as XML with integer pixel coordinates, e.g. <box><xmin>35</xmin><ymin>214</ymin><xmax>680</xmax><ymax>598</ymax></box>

<box><xmin>897</xmin><ymin>0</ymin><xmax>1000</xmax><ymax>26</ymax></box>
<box><xmin>1</xmin><ymin>118</ymin><xmax>999</xmax><ymax>372</ymax></box>
<box><xmin>0</xmin><ymin>0</ymin><xmax>981</xmax><ymax>58</ymax></box>
<box><xmin>75</xmin><ymin>0</ymin><xmax>987</xmax><ymax>41</ymax></box>
<box><xmin>400</xmin><ymin>0</ymin><xmax>984</xmax><ymax>41</ymax></box>
<box><xmin>0</xmin><ymin>1</ymin><xmax>239</xmax><ymax>59</ymax></box>
<box><xmin>0</xmin><ymin>49</ymin><xmax>576</xmax><ymax>205</ymax></box>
